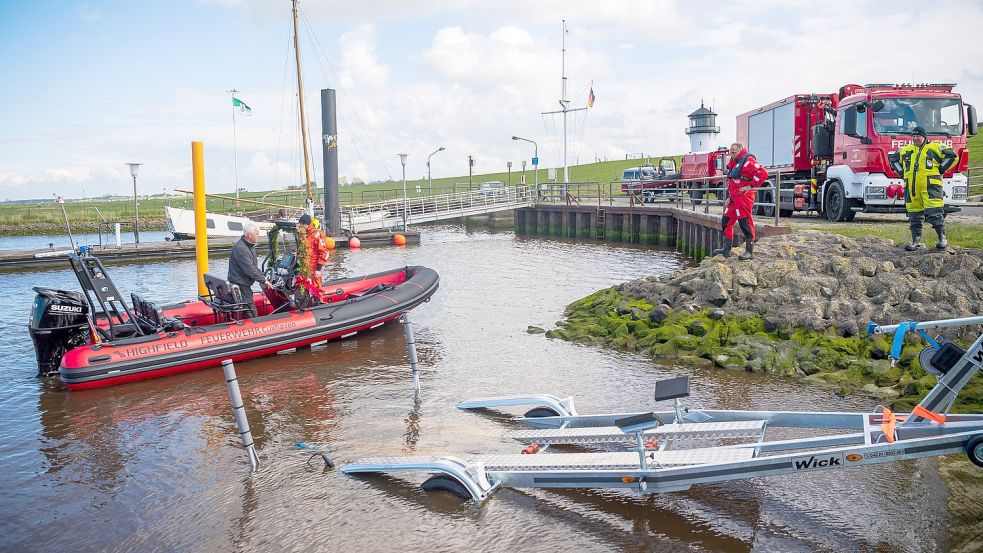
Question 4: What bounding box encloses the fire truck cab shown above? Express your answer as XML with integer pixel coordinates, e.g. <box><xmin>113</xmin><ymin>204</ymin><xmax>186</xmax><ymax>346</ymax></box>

<box><xmin>737</xmin><ymin>83</ymin><xmax>977</xmax><ymax>222</ymax></box>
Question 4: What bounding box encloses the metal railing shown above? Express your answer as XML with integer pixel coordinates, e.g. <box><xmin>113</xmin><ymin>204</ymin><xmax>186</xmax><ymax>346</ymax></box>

<box><xmin>542</xmin><ymin>176</ymin><xmax>787</xmax><ymax>226</ymax></box>
<box><xmin>968</xmin><ymin>165</ymin><xmax>983</xmax><ymax>198</ymax></box>
<box><xmin>340</xmin><ymin>185</ymin><xmax>536</xmax><ymax>233</ymax></box>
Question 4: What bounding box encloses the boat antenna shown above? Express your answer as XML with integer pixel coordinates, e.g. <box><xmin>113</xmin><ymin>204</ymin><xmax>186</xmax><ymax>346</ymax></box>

<box><xmin>292</xmin><ymin>0</ymin><xmax>315</xmax><ymax>215</ymax></box>
<box><xmin>54</xmin><ymin>195</ymin><xmax>77</xmax><ymax>252</ymax></box>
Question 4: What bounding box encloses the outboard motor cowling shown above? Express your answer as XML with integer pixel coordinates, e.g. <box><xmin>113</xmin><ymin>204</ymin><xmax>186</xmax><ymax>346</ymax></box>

<box><xmin>29</xmin><ymin>287</ymin><xmax>91</xmax><ymax>377</ymax></box>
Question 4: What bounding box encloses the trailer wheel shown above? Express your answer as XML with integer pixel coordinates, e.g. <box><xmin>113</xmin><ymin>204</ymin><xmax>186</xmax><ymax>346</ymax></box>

<box><xmin>422</xmin><ymin>475</ymin><xmax>472</xmax><ymax>499</ymax></box>
<box><xmin>824</xmin><ymin>181</ymin><xmax>855</xmax><ymax>222</ymax></box>
<box><xmin>524</xmin><ymin>407</ymin><xmax>561</xmax><ymax>418</ymax></box>
<box><xmin>967</xmin><ymin>435</ymin><xmax>983</xmax><ymax>468</ymax></box>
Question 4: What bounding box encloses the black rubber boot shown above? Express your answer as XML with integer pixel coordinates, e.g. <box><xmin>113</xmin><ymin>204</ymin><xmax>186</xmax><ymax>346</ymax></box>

<box><xmin>712</xmin><ymin>238</ymin><xmax>733</xmax><ymax>258</ymax></box>
<box><xmin>935</xmin><ymin>229</ymin><xmax>948</xmax><ymax>250</ymax></box>
<box><xmin>904</xmin><ymin>231</ymin><xmax>924</xmax><ymax>251</ymax></box>
<box><xmin>738</xmin><ymin>238</ymin><xmax>754</xmax><ymax>260</ymax></box>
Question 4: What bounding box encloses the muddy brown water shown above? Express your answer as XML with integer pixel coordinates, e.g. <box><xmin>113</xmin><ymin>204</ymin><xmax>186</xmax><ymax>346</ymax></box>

<box><xmin>0</xmin><ymin>225</ymin><xmax>950</xmax><ymax>552</ymax></box>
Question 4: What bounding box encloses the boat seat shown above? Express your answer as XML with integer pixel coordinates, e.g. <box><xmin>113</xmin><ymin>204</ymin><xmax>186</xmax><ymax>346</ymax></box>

<box><xmin>131</xmin><ymin>293</ymin><xmax>185</xmax><ymax>332</ymax></box>
<box><xmin>200</xmin><ymin>274</ymin><xmax>253</xmax><ymax>321</ymax></box>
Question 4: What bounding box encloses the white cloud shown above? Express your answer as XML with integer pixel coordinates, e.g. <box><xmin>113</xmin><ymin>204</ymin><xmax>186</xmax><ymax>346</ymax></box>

<box><xmin>0</xmin><ymin>172</ymin><xmax>28</xmax><ymax>186</ymax></box>
<box><xmin>75</xmin><ymin>4</ymin><xmax>103</xmax><ymax>22</ymax></box>
<box><xmin>5</xmin><ymin>0</ymin><xmax>983</xmax><ymax>200</ymax></box>
<box><xmin>338</xmin><ymin>24</ymin><xmax>388</xmax><ymax>90</ymax></box>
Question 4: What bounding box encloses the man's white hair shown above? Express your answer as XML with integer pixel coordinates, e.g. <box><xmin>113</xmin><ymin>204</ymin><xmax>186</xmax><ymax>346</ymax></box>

<box><xmin>243</xmin><ymin>222</ymin><xmax>260</xmax><ymax>235</ymax></box>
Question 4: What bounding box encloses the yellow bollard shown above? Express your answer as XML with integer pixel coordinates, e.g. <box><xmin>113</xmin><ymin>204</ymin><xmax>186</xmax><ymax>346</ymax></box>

<box><xmin>192</xmin><ymin>142</ymin><xmax>208</xmax><ymax>297</ymax></box>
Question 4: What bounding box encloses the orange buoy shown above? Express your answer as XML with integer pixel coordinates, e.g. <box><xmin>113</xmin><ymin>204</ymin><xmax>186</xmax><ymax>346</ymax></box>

<box><xmin>348</xmin><ymin>236</ymin><xmax>361</xmax><ymax>249</ymax></box>
<box><xmin>393</xmin><ymin>234</ymin><xmax>406</xmax><ymax>246</ymax></box>
<box><xmin>323</xmin><ymin>236</ymin><xmax>336</xmax><ymax>250</ymax></box>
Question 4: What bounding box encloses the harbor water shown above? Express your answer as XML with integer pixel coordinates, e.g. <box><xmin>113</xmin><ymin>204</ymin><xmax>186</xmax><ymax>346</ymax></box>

<box><xmin>0</xmin><ymin>224</ymin><xmax>949</xmax><ymax>552</ymax></box>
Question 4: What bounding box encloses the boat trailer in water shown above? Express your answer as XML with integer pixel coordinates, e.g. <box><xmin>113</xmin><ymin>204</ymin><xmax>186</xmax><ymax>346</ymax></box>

<box><xmin>341</xmin><ymin>315</ymin><xmax>983</xmax><ymax>502</ymax></box>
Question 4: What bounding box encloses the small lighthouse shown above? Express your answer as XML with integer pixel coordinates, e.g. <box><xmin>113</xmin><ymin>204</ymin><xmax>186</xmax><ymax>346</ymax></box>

<box><xmin>685</xmin><ymin>102</ymin><xmax>720</xmax><ymax>152</ymax></box>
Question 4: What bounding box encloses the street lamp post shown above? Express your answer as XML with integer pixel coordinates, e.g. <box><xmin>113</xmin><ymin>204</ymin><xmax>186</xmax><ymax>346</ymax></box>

<box><xmin>511</xmin><ymin>135</ymin><xmax>538</xmax><ymax>191</ymax></box>
<box><xmin>126</xmin><ymin>163</ymin><xmax>142</xmax><ymax>244</ymax></box>
<box><xmin>468</xmin><ymin>155</ymin><xmax>475</xmax><ymax>190</ymax></box>
<box><xmin>427</xmin><ymin>146</ymin><xmax>445</xmax><ymax>197</ymax></box>
<box><xmin>398</xmin><ymin>153</ymin><xmax>409</xmax><ymax>231</ymax></box>
<box><xmin>507</xmin><ymin>161</ymin><xmax>512</xmax><ymax>186</ymax></box>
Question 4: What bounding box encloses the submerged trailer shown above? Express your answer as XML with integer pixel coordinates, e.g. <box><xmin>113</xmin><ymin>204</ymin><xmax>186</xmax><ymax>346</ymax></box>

<box><xmin>341</xmin><ymin>315</ymin><xmax>983</xmax><ymax>504</ymax></box>
<box><xmin>736</xmin><ymin>84</ymin><xmax>977</xmax><ymax>222</ymax></box>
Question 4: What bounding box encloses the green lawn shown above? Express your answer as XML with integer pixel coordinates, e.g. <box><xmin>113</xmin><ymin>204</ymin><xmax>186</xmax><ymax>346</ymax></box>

<box><xmin>967</xmin><ymin>131</ymin><xmax>983</xmax><ymax>196</ymax></box>
<box><xmin>791</xmin><ymin>221</ymin><xmax>983</xmax><ymax>249</ymax></box>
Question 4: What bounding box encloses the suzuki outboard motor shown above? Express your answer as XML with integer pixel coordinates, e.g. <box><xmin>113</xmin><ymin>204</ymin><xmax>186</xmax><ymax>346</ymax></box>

<box><xmin>29</xmin><ymin>287</ymin><xmax>91</xmax><ymax>376</ymax></box>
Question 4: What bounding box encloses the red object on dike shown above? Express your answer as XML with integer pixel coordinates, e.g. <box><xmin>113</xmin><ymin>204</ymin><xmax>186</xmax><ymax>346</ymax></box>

<box><xmin>520</xmin><ymin>443</ymin><xmax>540</xmax><ymax>455</ymax></box>
<box><xmin>644</xmin><ymin>438</ymin><xmax>659</xmax><ymax>449</ymax></box>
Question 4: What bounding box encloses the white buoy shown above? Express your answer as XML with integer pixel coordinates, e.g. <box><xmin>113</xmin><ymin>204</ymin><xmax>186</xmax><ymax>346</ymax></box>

<box><xmin>400</xmin><ymin>313</ymin><xmax>421</xmax><ymax>395</ymax></box>
<box><xmin>222</xmin><ymin>359</ymin><xmax>260</xmax><ymax>472</ymax></box>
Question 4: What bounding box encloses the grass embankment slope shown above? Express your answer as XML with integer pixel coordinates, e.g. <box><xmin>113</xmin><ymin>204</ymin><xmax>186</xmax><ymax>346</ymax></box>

<box><xmin>0</xmin><ymin>155</ymin><xmax>678</xmax><ymax>234</ymax></box>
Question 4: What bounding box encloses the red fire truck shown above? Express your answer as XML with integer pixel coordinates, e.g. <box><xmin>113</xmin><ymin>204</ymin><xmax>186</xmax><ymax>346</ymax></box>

<box><xmin>732</xmin><ymin>83</ymin><xmax>976</xmax><ymax>221</ymax></box>
<box><xmin>680</xmin><ymin>148</ymin><xmax>729</xmax><ymax>205</ymax></box>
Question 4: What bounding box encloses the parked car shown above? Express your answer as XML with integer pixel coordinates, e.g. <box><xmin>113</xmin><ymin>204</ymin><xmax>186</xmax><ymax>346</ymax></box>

<box><xmin>620</xmin><ymin>159</ymin><xmax>680</xmax><ymax>202</ymax></box>
<box><xmin>479</xmin><ymin>181</ymin><xmax>506</xmax><ymax>196</ymax></box>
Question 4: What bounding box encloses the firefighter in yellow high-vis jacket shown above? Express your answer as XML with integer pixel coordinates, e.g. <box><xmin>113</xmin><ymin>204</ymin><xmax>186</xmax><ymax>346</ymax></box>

<box><xmin>889</xmin><ymin>126</ymin><xmax>958</xmax><ymax>250</ymax></box>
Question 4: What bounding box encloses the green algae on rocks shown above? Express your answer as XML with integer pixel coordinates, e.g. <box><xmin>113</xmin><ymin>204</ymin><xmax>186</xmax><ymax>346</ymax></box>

<box><xmin>546</xmin><ymin>232</ymin><xmax>983</xmax><ymax>413</ymax></box>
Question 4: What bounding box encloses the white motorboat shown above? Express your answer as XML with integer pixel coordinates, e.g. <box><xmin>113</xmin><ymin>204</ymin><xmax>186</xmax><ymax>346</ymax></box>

<box><xmin>165</xmin><ymin>206</ymin><xmax>273</xmax><ymax>240</ymax></box>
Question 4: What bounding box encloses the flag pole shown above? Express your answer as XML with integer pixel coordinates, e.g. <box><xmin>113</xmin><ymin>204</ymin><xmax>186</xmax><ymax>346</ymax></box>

<box><xmin>228</xmin><ymin>88</ymin><xmax>240</xmax><ymax>207</ymax></box>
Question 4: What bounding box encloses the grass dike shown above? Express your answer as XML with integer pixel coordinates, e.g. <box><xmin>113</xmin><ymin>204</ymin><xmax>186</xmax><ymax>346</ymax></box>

<box><xmin>544</xmin><ymin>229</ymin><xmax>983</xmax><ymax>547</ymax></box>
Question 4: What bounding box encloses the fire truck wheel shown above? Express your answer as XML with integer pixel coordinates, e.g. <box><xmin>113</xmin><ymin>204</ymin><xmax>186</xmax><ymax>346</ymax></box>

<box><xmin>756</xmin><ymin>189</ymin><xmax>775</xmax><ymax>218</ymax></box>
<box><xmin>967</xmin><ymin>435</ymin><xmax>983</xmax><ymax>468</ymax></box>
<box><xmin>825</xmin><ymin>181</ymin><xmax>853</xmax><ymax>222</ymax></box>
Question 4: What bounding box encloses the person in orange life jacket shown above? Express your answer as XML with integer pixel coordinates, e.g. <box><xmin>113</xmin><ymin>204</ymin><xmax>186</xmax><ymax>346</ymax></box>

<box><xmin>712</xmin><ymin>142</ymin><xmax>767</xmax><ymax>260</ymax></box>
<box><xmin>297</xmin><ymin>213</ymin><xmax>328</xmax><ymax>288</ymax></box>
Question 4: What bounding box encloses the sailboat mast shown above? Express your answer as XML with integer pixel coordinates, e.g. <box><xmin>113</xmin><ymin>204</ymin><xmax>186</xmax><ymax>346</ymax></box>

<box><xmin>561</xmin><ymin>20</ymin><xmax>568</xmax><ymax>183</ymax></box>
<box><xmin>292</xmin><ymin>0</ymin><xmax>314</xmax><ymax>211</ymax></box>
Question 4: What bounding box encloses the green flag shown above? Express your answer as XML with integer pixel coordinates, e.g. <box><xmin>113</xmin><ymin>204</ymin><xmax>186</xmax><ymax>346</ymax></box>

<box><xmin>232</xmin><ymin>97</ymin><xmax>252</xmax><ymax>115</ymax></box>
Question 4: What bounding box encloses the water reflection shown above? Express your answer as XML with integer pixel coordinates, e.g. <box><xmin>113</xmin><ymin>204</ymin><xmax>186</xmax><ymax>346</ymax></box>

<box><xmin>0</xmin><ymin>225</ymin><xmax>950</xmax><ymax>552</ymax></box>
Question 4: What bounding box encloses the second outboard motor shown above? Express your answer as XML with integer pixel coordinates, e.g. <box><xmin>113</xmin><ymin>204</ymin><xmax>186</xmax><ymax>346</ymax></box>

<box><xmin>29</xmin><ymin>287</ymin><xmax>91</xmax><ymax>377</ymax></box>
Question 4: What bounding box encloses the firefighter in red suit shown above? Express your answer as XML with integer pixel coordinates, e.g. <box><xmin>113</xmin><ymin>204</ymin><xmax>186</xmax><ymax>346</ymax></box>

<box><xmin>712</xmin><ymin>142</ymin><xmax>768</xmax><ymax>260</ymax></box>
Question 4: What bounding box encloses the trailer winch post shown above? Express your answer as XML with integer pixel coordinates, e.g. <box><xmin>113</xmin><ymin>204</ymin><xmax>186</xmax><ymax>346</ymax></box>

<box><xmin>400</xmin><ymin>313</ymin><xmax>421</xmax><ymax>396</ymax></box>
<box><xmin>222</xmin><ymin>359</ymin><xmax>260</xmax><ymax>472</ymax></box>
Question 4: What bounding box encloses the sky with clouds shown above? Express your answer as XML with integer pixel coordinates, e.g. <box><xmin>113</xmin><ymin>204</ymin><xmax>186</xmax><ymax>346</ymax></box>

<box><xmin>1</xmin><ymin>0</ymin><xmax>982</xmax><ymax>200</ymax></box>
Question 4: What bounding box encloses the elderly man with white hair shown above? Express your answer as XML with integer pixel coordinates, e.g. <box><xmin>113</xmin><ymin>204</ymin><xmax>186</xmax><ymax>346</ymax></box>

<box><xmin>227</xmin><ymin>222</ymin><xmax>271</xmax><ymax>317</ymax></box>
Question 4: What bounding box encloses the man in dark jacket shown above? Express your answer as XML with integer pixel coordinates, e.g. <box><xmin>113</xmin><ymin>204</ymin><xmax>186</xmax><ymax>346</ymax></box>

<box><xmin>227</xmin><ymin>222</ymin><xmax>271</xmax><ymax>316</ymax></box>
